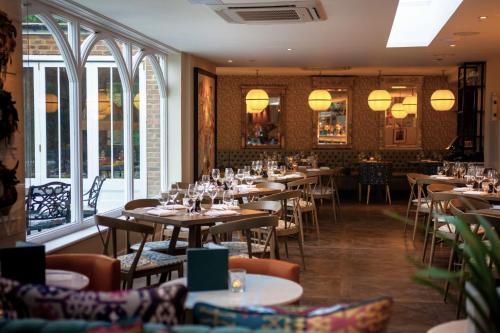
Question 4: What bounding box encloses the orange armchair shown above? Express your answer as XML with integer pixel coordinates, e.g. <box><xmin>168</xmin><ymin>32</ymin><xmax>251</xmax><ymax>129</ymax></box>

<box><xmin>229</xmin><ymin>257</ymin><xmax>300</xmax><ymax>283</ymax></box>
<box><xmin>46</xmin><ymin>254</ymin><xmax>120</xmax><ymax>291</ymax></box>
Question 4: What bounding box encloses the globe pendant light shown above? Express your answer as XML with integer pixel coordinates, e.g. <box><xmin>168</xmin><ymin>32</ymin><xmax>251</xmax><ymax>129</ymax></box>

<box><xmin>402</xmin><ymin>95</ymin><xmax>417</xmax><ymax>114</ymax></box>
<box><xmin>431</xmin><ymin>70</ymin><xmax>455</xmax><ymax>111</ymax></box>
<box><xmin>368</xmin><ymin>90</ymin><xmax>392</xmax><ymax>111</ymax></box>
<box><xmin>368</xmin><ymin>71</ymin><xmax>391</xmax><ymax>111</ymax></box>
<box><xmin>391</xmin><ymin>103</ymin><xmax>407</xmax><ymax>119</ymax></box>
<box><xmin>246</xmin><ymin>89</ymin><xmax>269</xmax><ymax>113</ymax></box>
<box><xmin>245</xmin><ymin>69</ymin><xmax>269</xmax><ymax>113</ymax></box>
<box><xmin>431</xmin><ymin>89</ymin><xmax>455</xmax><ymax>111</ymax></box>
<box><xmin>308</xmin><ymin>89</ymin><xmax>332</xmax><ymax>111</ymax></box>
<box><xmin>45</xmin><ymin>93</ymin><xmax>58</xmax><ymax>113</ymax></box>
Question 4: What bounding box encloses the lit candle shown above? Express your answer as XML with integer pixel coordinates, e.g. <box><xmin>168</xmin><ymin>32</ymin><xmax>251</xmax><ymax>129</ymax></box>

<box><xmin>229</xmin><ymin>269</ymin><xmax>246</xmax><ymax>293</ymax></box>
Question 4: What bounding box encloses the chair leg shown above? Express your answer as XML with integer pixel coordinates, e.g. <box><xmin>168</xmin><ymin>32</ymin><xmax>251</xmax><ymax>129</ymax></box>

<box><xmin>444</xmin><ymin>237</ymin><xmax>458</xmax><ymax>303</ymax></box>
<box><xmin>358</xmin><ymin>183</ymin><xmax>362</xmax><ymax>202</ymax></box>
<box><xmin>386</xmin><ymin>185</ymin><xmax>392</xmax><ymax>205</ymax></box>
<box><xmin>412</xmin><ymin>186</ymin><xmax>422</xmax><ymax>241</ymax></box>
<box><xmin>297</xmin><ymin>235</ymin><xmax>306</xmax><ymax>270</ymax></box>
<box><xmin>428</xmin><ymin>221</ymin><xmax>438</xmax><ymax>268</ymax></box>
<box><xmin>284</xmin><ymin>239</ymin><xmax>289</xmax><ymax>258</ymax></box>
<box><xmin>146</xmin><ymin>275</ymin><xmax>151</xmax><ymax>286</ymax></box>
<box><xmin>422</xmin><ymin>210</ymin><xmax>433</xmax><ymax>262</ymax></box>
<box><xmin>331</xmin><ymin>195</ymin><xmax>337</xmax><ymax>223</ymax></box>
<box><xmin>456</xmin><ymin>256</ymin><xmax>466</xmax><ymax>319</ymax></box>
<box><xmin>313</xmin><ymin>208</ymin><xmax>320</xmax><ymax>240</ymax></box>
<box><xmin>404</xmin><ymin>189</ymin><xmax>414</xmax><ymax>233</ymax></box>
<box><xmin>366</xmin><ymin>185</ymin><xmax>371</xmax><ymax>205</ymax></box>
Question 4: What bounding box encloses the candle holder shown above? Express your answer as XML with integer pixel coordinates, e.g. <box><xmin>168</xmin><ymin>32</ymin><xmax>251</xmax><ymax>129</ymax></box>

<box><xmin>229</xmin><ymin>269</ymin><xmax>246</xmax><ymax>293</ymax></box>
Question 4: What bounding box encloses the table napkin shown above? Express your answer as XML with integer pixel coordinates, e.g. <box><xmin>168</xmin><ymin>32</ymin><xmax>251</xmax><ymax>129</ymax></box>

<box><xmin>492</xmin><ymin>205</ymin><xmax>500</xmax><ymax>210</ymax></box>
<box><xmin>306</xmin><ymin>168</ymin><xmax>320</xmax><ymax>172</ymax></box>
<box><xmin>210</xmin><ymin>204</ymin><xmax>241</xmax><ymax>210</ymax></box>
<box><xmin>204</xmin><ymin>210</ymin><xmax>240</xmax><ymax>217</ymax></box>
<box><xmin>160</xmin><ymin>204</ymin><xmax>185</xmax><ymax>210</ymax></box>
<box><xmin>453</xmin><ymin>187</ymin><xmax>469</xmax><ymax>192</ymax></box>
<box><xmin>430</xmin><ymin>175</ymin><xmax>453</xmax><ymax>180</ymax></box>
<box><xmin>463</xmin><ymin>191</ymin><xmax>486</xmax><ymax>196</ymax></box>
<box><xmin>320</xmin><ymin>167</ymin><xmax>331</xmax><ymax>170</ymax></box>
<box><xmin>147</xmin><ymin>209</ymin><xmax>178</xmax><ymax>216</ymax></box>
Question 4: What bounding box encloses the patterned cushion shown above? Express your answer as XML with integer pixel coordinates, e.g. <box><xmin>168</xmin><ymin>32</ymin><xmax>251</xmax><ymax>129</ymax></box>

<box><xmin>193</xmin><ymin>296</ymin><xmax>393</xmax><ymax>333</ymax></box>
<box><xmin>0</xmin><ymin>277</ymin><xmax>187</xmax><ymax>325</ymax></box>
<box><xmin>118</xmin><ymin>251</ymin><xmax>184</xmax><ymax>272</ymax></box>
<box><xmin>204</xmin><ymin>242</ymin><xmax>267</xmax><ymax>258</ymax></box>
<box><xmin>130</xmin><ymin>241</ymin><xmax>189</xmax><ymax>252</ymax></box>
<box><xmin>84</xmin><ymin>319</ymin><xmax>144</xmax><ymax>333</ymax></box>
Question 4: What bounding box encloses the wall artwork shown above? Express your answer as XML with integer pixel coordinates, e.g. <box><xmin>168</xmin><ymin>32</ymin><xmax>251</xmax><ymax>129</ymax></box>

<box><xmin>393</xmin><ymin>129</ymin><xmax>406</xmax><ymax>144</ymax></box>
<box><xmin>194</xmin><ymin>68</ymin><xmax>217</xmax><ymax>178</ymax></box>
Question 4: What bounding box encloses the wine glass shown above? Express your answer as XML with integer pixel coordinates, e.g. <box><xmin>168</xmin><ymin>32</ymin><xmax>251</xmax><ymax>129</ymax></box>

<box><xmin>212</xmin><ymin>168</ymin><xmax>220</xmax><ymax>183</ymax></box>
<box><xmin>244</xmin><ymin>165</ymin><xmax>251</xmax><ymax>173</ymax></box>
<box><xmin>168</xmin><ymin>184</ymin><xmax>179</xmax><ymax>211</ymax></box>
<box><xmin>223</xmin><ymin>190</ymin><xmax>234</xmax><ymax>209</ymax></box>
<box><xmin>236</xmin><ymin>169</ymin><xmax>245</xmax><ymax>184</ymax></box>
<box><xmin>465</xmin><ymin>175</ymin><xmax>475</xmax><ymax>190</ymax></box>
<box><xmin>458</xmin><ymin>163</ymin><xmax>466</xmax><ymax>178</ymax></box>
<box><xmin>208</xmin><ymin>184</ymin><xmax>218</xmax><ymax>208</ymax></box>
<box><xmin>475</xmin><ymin>167</ymin><xmax>485</xmax><ymax>190</ymax></box>
<box><xmin>187</xmin><ymin>184</ymin><xmax>199</xmax><ymax>214</ymax></box>
<box><xmin>244</xmin><ymin>172</ymin><xmax>254</xmax><ymax>186</ymax></box>
<box><xmin>254</xmin><ymin>161</ymin><xmax>262</xmax><ymax>176</ymax></box>
<box><xmin>225</xmin><ymin>167</ymin><xmax>234</xmax><ymax>179</ymax></box>
<box><xmin>201</xmin><ymin>174</ymin><xmax>211</xmax><ymax>191</ymax></box>
<box><xmin>443</xmin><ymin>161</ymin><xmax>450</xmax><ymax>175</ymax></box>
<box><xmin>158</xmin><ymin>192</ymin><xmax>167</xmax><ymax>208</ymax></box>
<box><xmin>437</xmin><ymin>166</ymin><xmax>444</xmax><ymax>176</ymax></box>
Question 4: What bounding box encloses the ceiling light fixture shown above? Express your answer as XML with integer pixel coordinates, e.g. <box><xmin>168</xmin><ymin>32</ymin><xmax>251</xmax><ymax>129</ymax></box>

<box><xmin>478</xmin><ymin>16</ymin><xmax>487</xmax><ymax>20</ymax></box>
<box><xmin>387</xmin><ymin>0</ymin><xmax>464</xmax><ymax>48</ymax></box>
<box><xmin>287</xmin><ymin>48</ymin><xmax>293</xmax><ymax>51</ymax></box>
<box><xmin>449</xmin><ymin>44</ymin><xmax>456</xmax><ymax>47</ymax></box>
<box><xmin>227</xmin><ymin>59</ymin><xmax>233</xmax><ymax>63</ymax></box>
<box><xmin>368</xmin><ymin>71</ymin><xmax>391</xmax><ymax>111</ymax></box>
<box><xmin>402</xmin><ymin>95</ymin><xmax>417</xmax><ymax>115</ymax></box>
<box><xmin>430</xmin><ymin>70</ymin><xmax>455</xmax><ymax>111</ymax></box>
<box><xmin>308</xmin><ymin>70</ymin><xmax>332</xmax><ymax>111</ymax></box>
<box><xmin>391</xmin><ymin>103</ymin><xmax>408</xmax><ymax>119</ymax></box>
<box><xmin>246</xmin><ymin>70</ymin><xmax>269</xmax><ymax>114</ymax></box>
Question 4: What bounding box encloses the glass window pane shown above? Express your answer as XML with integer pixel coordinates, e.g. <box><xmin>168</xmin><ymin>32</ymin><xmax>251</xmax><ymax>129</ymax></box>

<box><xmin>23</xmin><ymin>67</ymin><xmax>35</xmax><ymax>178</ymax></box>
<box><xmin>45</xmin><ymin>67</ymin><xmax>59</xmax><ymax>178</ymax></box>
<box><xmin>98</xmin><ymin>67</ymin><xmax>111</xmax><ymax>178</ymax></box>
<box><xmin>60</xmin><ymin>68</ymin><xmax>71</xmax><ymax>178</ymax></box>
<box><xmin>112</xmin><ymin>68</ymin><xmax>124</xmax><ymax>179</ymax></box>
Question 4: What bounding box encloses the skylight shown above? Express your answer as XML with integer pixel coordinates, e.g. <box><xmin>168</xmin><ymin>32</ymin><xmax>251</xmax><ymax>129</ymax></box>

<box><xmin>387</xmin><ymin>0</ymin><xmax>463</xmax><ymax>48</ymax></box>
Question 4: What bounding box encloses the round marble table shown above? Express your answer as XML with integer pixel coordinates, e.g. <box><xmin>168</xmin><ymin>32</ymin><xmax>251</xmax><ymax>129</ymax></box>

<box><xmin>427</xmin><ymin>319</ymin><xmax>467</xmax><ymax>333</ymax></box>
<box><xmin>45</xmin><ymin>269</ymin><xmax>89</xmax><ymax>290</ymax></box>
<box><xmin>162</xmin><ymin>274</ymin><xmax>303</xmax><ymax>309</ymax></box>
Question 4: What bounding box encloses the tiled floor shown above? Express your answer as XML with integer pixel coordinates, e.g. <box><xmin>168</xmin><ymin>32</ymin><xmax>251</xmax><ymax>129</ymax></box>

<box><xmin>284</xmin><ymin>194</ymin><xmax>457</xmax><ymax>333</ymax></box>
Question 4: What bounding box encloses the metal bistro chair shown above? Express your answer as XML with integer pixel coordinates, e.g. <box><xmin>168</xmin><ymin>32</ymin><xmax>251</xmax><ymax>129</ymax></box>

<box><xmin>358</xmin><ymin>162</ymin><xmax>392</xmax><ymax>205</ymax></box>
<box><xmin>206</xmin><ymin>215</ymin><xmax>279</xmax><ymax>259</ymax></box>
<box><xmin>124</xmin><ymin>199</ymin><xmax>189</xmax><ymax>256</ymax></box>
<box><xmin>83</xmin><ymin>176</ymin><xmax>106</xmax><ymax>218</ymax></box>
<box><xmin>26</xmin><ymin>182</ymin><xmax>71</xmax><ymax>235</ymax></box>
<box><xmin>95</xmin><ymin>215</ymin><xmax>184</xmax><ymax>289</ymax></box>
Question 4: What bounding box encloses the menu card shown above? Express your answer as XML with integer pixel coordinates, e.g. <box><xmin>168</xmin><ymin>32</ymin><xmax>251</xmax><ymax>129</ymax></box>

<box><xmin>0</xmin><ymin>241</ymin><xmax>46</xmax><ymax>284</ymax></box>
<box><xmin>187</xmin><ymin>248</ymin><xmax>228</xmax><ymax>291</ymax></box>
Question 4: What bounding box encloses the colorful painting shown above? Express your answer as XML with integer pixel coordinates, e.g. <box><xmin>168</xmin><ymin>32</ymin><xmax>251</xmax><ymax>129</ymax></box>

<box><xmin>194</xmin><ymin>68</ymin><xmax>217</xmax><ymax>178</ymax></box>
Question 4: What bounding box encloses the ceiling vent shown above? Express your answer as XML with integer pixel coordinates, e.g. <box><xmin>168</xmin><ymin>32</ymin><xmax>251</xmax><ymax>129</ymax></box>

<box><xmin>206</xmin><ymin>1</ymin><xmax>326</xmax><ymax>24</ymax></box>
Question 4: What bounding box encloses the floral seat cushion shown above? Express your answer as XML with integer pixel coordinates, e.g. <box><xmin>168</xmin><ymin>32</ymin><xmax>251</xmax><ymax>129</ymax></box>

<box><xmin>193</xmin><ymin>296</ymin><xmax>393</xmax><ymax>333</ymax></box>
<box><xmin>204</xmin><ymin>242</ymin><xmax>268</xmax><ymax>258</ymax></box>
<box><xmin>0</xmin><ymin>277</ymin><xmax>187</xmax><ymax>326</ymax></box>
<box><xmin>118</xmin><ymin>251</ymin><xmax>184</xmax><ymax>272</ymax></box>
<box><xmin>130</xmin><ymin>240</ymin><xmax>189</xmax><ymax>252</ymax></box>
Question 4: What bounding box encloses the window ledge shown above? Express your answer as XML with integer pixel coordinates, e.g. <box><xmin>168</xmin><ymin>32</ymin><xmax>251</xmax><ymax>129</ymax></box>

<box><xmin>44</xmin><ymin>224</ymin><xmax>107</xmax><ymax>254</ymax></box>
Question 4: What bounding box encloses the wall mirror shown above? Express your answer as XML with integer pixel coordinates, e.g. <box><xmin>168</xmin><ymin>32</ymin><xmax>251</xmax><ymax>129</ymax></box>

<box><xmin>380</xmin><ymin>77</ymin><xmax>423</xmax><ymax>149</ymax></box>
<box><xmin>312</xmin><ymin>88</ymin><xmax>351</xmax><ymax>147</ymax></box>
<box><xmin>241</xmin><ymin>86</ymin><xmax>286</xmax><ymax>148</ymax></box>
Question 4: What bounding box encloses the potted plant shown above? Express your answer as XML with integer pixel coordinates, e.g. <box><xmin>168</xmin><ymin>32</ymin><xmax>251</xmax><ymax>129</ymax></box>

<box><xmin>411</xmin><ymin>214</ymin><xmax>500</xmax><ymax>333</ymax></box>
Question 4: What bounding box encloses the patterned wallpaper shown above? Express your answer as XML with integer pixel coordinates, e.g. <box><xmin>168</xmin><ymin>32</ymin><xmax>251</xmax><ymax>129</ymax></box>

<box><xmin>217</xmin><ymin>75</ymin><xmax>456</xmax><ymax>151</ymax></box>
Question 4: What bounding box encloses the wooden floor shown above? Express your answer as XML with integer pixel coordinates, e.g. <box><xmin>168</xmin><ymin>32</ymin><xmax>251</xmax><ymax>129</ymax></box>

<box><xmin>283</xmin><ymin>194</ymin><xmax>457</xmax><ymax>333</ymax></box>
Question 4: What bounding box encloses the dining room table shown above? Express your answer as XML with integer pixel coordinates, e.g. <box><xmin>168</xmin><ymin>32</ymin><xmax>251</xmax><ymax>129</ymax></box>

<box><xmin>252</xmin><ymin>172</ymin><xmax>305</xmax><ymax>184</ymax></box>
<box><xmin>122</xmin><ymin>205</ymin><xmax>269</xmax><ymax>250</ymax></box>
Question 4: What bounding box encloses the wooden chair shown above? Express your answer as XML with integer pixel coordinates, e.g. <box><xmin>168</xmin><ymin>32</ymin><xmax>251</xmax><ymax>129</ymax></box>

<box><xmin>124</xmin><ymin>199</ymin><xmax>188</xmax><ymax>255</ymax></box>
<box><xmin>229</xmin><ymin>257</ymin><xmax>300</xmax><ymax>283</ymax></box>
<box><xmin>94</xmin><ymin>215</ymin><xmax>184</xmax><ymax>289</ymax></box>
<box><xmin>404</xmin><ymin>173</ymin><xmax>427</xmax><ymax>232</ymax></box>
<box><xmin>260</xmin><ymin>190</ymin><xmax>306</xmax><ymax>268</ymax></box>
<box><xmin>207</xmin><ymin>215</ymin><xmax>279</xmax><ymax>259</ymax></box>
<box><xmin>287</xmin><ymin>177</ymin><xmax>319</xmax><ymax>240</ymax></box>
<box><xmin>311</xmin><ymin>169</ymin><xmax>340</xmax><ymax>223</ymax></box>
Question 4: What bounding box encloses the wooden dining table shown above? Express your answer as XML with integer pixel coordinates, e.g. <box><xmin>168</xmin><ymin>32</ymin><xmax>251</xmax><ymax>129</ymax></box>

<box><xmin>122</xmin><ymin>206</ymin><xmax>268</xmax><ymax>249</ymax></box>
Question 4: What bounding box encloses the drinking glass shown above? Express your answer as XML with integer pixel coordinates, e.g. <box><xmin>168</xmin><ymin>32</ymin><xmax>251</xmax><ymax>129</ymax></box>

<box><xmin>208</xmin><ymin>184</ymin><xmax>218</xmax><ymax>208</ymax></box>
<box><xmin>458</xmin><ymin>163</ymin><xmax>466</xmax><ymax>178</ymax></box>
<box><xmin>279</xmin><ymin>165</ymin><xmax>287</xmax><ymax>176</ymax></box>
<box><xmin>475</xmin><ymin>167</ymin><xmax>485</xmax><ymax>190</ymax></box>
<box><xmin>168</xmin><ymin>184</ymin><xmax>179</xmax><ymax>211</ymax></box>
<box><xmin>158</xmin><ymin>192</ymin><xmax>167</xmax><ymax>208</ymax></box>
<box><xmin>437</xmin><ymin>166</ymin><xmax>444</xmax><ymax>175</ymax></box>
<box><xmin>223</xmin><ymin>190</ymin><xmax>234</xmax><ymax>209</ymax></box>
<box><xmin>225</xmin><ymin>167</ymin><xmax>234</xmax><ymax>179</ymax></box>
<box><xmin>244</xmin><ymin>165</ymin><xmax>251</xmax><ymax>173</ymax></box>
<box><xmin>236</xmin><ymin>169</ymin><xmax>245</xmax><ymax>183</ymax></box>
<box><xmin>244</xmin><ymin>172</ymin><xmax>254</xmax><ymax>186</ymax></box>
<box><xmin>187</xmin><ymin>184</ymin><xmax>199</xmax><ymax>214</ymax></box>
<box><xmin>201</xmin><ymin>174</ymin><xmax>211</xmax><ymax>190</ymax></box>
<box><xmin>195</xmin><ymin>181</ymin><xmax>205</xmax><ymax>199</ymax></box>
<box><xmin>212</xmin><ymin>168</ymin><xmax>220</xmax><ymax>182</ymax></box>
<box><xmin>465</xmin><ymin>175</ymin><xmax>475</xmax><ymax>190</ymax></box>
<box><xmin>255</xmin><ymin>161</ymin><xmax>262</xmax><ymax>176</ymax></box>
<box><xmin>443</xmin><ymin>161</ymin><xmax>450</xmax><ymax>175</ymax></box>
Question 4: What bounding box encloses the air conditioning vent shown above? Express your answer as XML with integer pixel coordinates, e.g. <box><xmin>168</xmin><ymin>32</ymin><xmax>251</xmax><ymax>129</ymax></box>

<box><xmin>206</xmin><ymin>1</ymin><xmax>326</xmax><ymax>24</ymax></box>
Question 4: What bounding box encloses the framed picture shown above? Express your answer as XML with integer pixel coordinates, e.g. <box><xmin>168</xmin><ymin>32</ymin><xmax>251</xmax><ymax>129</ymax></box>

<box><xmin>193</xmin><ymin>68</ymin><xmax>217</xmax><ymax>179</ymax></box>
<box><xmin>393</xmin><ymin>129</ymin><xmax>406</xmax><ymax>144</ymax></box>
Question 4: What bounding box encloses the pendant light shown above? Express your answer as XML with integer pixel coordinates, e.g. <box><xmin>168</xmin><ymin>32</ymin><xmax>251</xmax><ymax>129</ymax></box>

<box><xmin>368</xmin><ymin>71</ymin><xmax>391</xmax><ymax>111</ymax></box>
<box><xmin>391</xmin><ymin>103</ymin><xmax>407</xmax><ymax>119</ymax></box>
<box><xmin>246</xmin><ymin>69</ymin><xmax>269</xmax><ymax>113</ymax></box>
<box><xmin>402</xmin><ymin>89</ymin><xmax>417</xmax><ymax>114</ymax></box>
<box><xmin>431</xmin><ymin>70</ymin><xmax>455</xmax><ymax>111</ymax></box>
<box><xmin>308</xmin><ymin>70</ymin><xmax>332</xmax><ymax>111</ymax></box>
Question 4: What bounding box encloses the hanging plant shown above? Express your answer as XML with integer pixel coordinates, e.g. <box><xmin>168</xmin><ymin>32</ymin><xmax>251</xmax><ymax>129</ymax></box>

<box><xmin>0</xmin><ymin>161</ymin><xmax>19</xmax><ymax>216</ymax></box>
<box><xmin>0</xmin><ymin>10</ymin><xmax>17</xmax><ymax>81</ymax></box>
<box><xmin>0</xmin><ymin>10</ymin><xmax>18</xmax><ymax>143</ymax></box>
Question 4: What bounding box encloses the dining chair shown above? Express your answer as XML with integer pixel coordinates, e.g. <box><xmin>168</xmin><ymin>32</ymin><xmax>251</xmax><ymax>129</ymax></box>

<box><xmin>358</xmin><ymin>162</ymin><xmax>392</xmax><ymax>205</ymax></box>
<box><xmin>229</xmin><ymin>257</ymin><xmax>300</xmax><ymax>283</ymax></box>
<box><xmin>124</xmin><ymin>199</ymin><xmax>188</xmax><ymax>256</ymax></box>
<box><xmin>404</xmin><ymin>173</ymin><xmax>427</xmax><ymax>233</ymax></box>
<box><xmin>310</xmin><ymin>169</ymin><xmax>340</xmax><ymax>223</ymax></box>
<box><xmin>94</xmin><ymin>215</ymin><xmax>184</xmax><ymax>289</ymax></box>
<box><xmin>46</xmin><ymin>253</ymin><xmax>120</xmax><ymax>291</ymax></box>
<box><xmin>259</xmin><ymin>190</ymin><xmax>306</xmax><ymax>268</ymax></box>
<box><xmin>82</xmin><ymin>176</ymin><xmax>106</xmax><ymax>218</ymax></box>
<box><xmin>287</xmin><ymin>177</ymin><xmax>320</xmax><ymax>240</ymax></box>
<box><xmin>207</xmin><ymin>215</ymin><xmax>279</xmax><ymax>259</ymax></box>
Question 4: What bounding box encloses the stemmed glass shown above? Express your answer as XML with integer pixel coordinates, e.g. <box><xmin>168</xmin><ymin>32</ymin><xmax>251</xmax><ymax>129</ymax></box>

<box><xmin>186</xmin><ymin>184</ymin><xmax>199</xmax><ymax>215</ymax></box>
<box><xmin>212</xmin><ymin>168</ymin><xmax>220</xmax><ymax>183</ymax></box>
<box><xmin>168</xmin><ymin>184</ymin><xmax>179</xmax><ymax>211</ymax></box>
<box><xmin>253</xmin><ymin>161</ymin><xmax>262</xmax><ymax>176</ymax></box>
<box><xmin>208</xmin><ymin>184</ymin><xmax>218</xmax><ymax>208</ymax></box>
<box><xmin>223</xmin><ymin>190</ymin><xmax>234</xmax><ymax>209</ymax></box>
<box><xmin>244</xmin><ymin>172</ymin><xmax>254</xmax><ymax>186</ymax></box>
<box><xmin>465</xmin><ymin>174</ymin><xmax>475</xmax><ymax>191</ymax></box>
<box><xmin>475</xmin><ymin>167</ymin><xmax>485</xmax><ymax>190</ymax></box>
<box><xmin>443</xmin><ymin>161</ymin><xmax>450</xmax><ymax>176</ymax></box>
<box><xmin>158</xmin><ymin>192</ymin><xmax>167</xmax><ymax>208</ymax></box>
<box><xmin>458</xmin><ymin>163</ymin><xmax>466</xmax><ymax>179</ymax></box>
<box><xmin>236</xmin><ymin>169</ymin><xmax>245</xmax><ymax>184</ymax></box>
<box><xmin>201</xmin><ymin>174</ymin><xmax>211</xmax><ymax>191</ymax></box>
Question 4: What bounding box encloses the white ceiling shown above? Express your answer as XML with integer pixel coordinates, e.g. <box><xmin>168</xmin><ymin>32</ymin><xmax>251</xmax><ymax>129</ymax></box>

<box><xmin>72</xmin><ymin>0</ymin><xmax>500</xmax><ymax>70</ymax></box>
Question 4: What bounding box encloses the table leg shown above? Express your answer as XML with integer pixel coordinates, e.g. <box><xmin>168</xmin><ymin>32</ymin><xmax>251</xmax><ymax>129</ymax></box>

<box><xmin>168</xmin><ymin>226</ymin><xmax>181</xmax><ymax>254</ymax></box>
<box><xmin>188</xmin><ymin>225</ymin><xmax>202</xmax><ymax>248</ymax></box>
